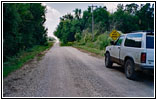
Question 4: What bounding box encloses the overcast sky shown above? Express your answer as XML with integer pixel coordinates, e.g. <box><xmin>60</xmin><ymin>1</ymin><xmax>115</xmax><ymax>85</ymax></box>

<box><xmin>43</xmin><ymin>2</ymin><xmax>153</xmax><ymax>38</ymax></box>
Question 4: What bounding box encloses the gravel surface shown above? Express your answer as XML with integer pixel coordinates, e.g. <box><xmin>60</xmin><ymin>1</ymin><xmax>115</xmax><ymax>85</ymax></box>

<box><xmin>3</xmin><ymin>42</ymin><xmax>154</xmax><ymax>97</ymax></box>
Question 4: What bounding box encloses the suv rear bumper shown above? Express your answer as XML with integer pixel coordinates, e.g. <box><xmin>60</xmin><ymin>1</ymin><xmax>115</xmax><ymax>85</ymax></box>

<box><xmin>135</xmin><ymin>64</ymin><xmax>154</xmax><ymax>71</ymax></box>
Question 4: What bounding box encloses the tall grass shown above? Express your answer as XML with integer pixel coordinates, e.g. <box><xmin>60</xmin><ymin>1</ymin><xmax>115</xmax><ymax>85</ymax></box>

<box><xmin>3</xmin><ymin>42</ymin><xmax>54</xmax><ymax>77</ymax></box>
<box><xmin>73</xmin><ymin>45</ymin><xmax>105</xmax><ymax>57</ymax></box>
<box><xmin>73</xmin><ymin>32</ymin><xmax>112</xmax><ymax>57</ymax></box>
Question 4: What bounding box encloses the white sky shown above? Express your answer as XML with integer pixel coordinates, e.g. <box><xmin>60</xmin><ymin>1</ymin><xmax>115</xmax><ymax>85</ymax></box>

<box><xmin>43</xmin><ymin>2</ymin><xmax>153</xmax><ymax>38</ymax></box>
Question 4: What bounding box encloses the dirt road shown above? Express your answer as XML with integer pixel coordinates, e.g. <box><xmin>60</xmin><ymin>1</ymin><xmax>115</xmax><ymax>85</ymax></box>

<box><xmin>3</xmin><ymin>42</ymin><xmax>154</xmax><ymax>97</ymax></box>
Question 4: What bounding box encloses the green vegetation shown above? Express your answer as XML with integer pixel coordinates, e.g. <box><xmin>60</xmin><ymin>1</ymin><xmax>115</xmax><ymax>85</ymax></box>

<box><xmin>3</xmin><ymin>3</ymin><xmax>47</xmax><ymax>62</ymax></box>
<box><xmin>73</xmin><ymin>44</ymin><xmax>105</xmax><ymax>57</ymax></box>
<box><xmin>73</xmin><ymin>33</ymin><xmax>111</xmax><ymax>56</ymax></box>
<box><xmin>3</xmin><ymin>42</ymin><xmax>54</xmax><ymax>77</ymax></box>
<box><xmin>48</xmin><ymin>36</ymin><xmax>56</xmax><ymax>42</ymax></box>
<box><xmin>3</xmin><ymin>3</ymin><xmax>50</xmax><ymax>77</ymax></box>
<box><xmin>54</xmin><ymin>3</ymin><xmax>154</xmax><ymax>55</ymax></box>
<box><xmin>60</xmin><ymin>42</ymin><xmax>74</xmax><ymax>46</ymax></box>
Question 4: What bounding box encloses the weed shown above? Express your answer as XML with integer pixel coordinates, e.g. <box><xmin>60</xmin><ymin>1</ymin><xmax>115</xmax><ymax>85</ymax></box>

<box><xmin>3</xmin><ymin>42</ymin><xmax>54</xmax><ymax>77</ymax></box>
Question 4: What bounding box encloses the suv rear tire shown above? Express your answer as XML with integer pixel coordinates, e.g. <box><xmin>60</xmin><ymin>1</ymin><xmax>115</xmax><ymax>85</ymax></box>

<box><xmin>105</xmin><ymin>53</ymin><xmax>113</xmax><ymax>68</ymax></box>
<box><xmin>125</xmin><ymin>59</ymin><xmax>136</xmax><ymax>80</ymax></box>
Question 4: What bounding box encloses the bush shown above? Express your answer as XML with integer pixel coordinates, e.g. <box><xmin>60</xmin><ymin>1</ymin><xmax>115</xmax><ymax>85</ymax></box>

<box><xmin>67</xmin><ymin>42</ymin><xmax>74</xmax><ymax>46</ymax></box>
<box><xmin>79</xmin><ymin>38</ymin><xmax>86</xmax><ymax>45</ymax></box>
<box><xmin>75</xmin><ymin>33</ymin><xmax>81</xmax><ymax>42</ymax></box>
<box><xmin>95</xmin><ymin>34</ymin><xmax>111</xmax><ymax>50</ymax></box>
<box><xmin>48</xmin><ymin>37</ymin><xmax>55</xmax><ymax>41</ymax></box>
<box><xmin>86</xmin><ymin>42</ymin><xmax>95</xmax><ymax>48</ymax></box>
<box><xmin>60</xmin><ymin>42</ymin><xmax>74</xmax><ymax>46</ymax></box>
<box><xmin>84</xmin><ymin>33</ymin><xmax>92</xmax><ymax>43</ymax></box>
<box><xmin>3</xmin><ymin>42</ymin><xmax>54</xmax><ymax>77</ymax></box>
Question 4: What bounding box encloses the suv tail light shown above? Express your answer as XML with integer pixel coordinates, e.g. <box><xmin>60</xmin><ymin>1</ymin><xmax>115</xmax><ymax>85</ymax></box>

<box><xmin>141</xmin><ymin>53</ymin><xmax>146</xmax><ymax>63</ymax></box>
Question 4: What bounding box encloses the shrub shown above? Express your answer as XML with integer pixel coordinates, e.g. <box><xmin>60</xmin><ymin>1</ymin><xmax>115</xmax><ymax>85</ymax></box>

<box><xmin>48</xmin><ymin>36</ymin><xmax>55</xmax><ymax>41</ymax></box>
<box><xmin>95</xmin><ymin>34</ymin><xmax>111</xmax><ymax>50</ymax></box>
<box><xmin>75</xmin><ymin>32</ymin><xmax>81</xmax><ymax>42</ymax></box>
<box><xmin>79</xmin><ymin>38</ymin><xmax>86</xmax><ymax>45</ymax></box>
<box><xmin>86</xmin><ymin>42</ymin><xmax>95</xmax><ymax>48</ymax></box>
<box><xmin>60</xmin><ymin>42</ymin><xmax>74</xmax><ymax>46</ymax></box>
<box><xmin>84</xmin><ymin>33</ymin><xmax>92</xmax><ymax>43</ymax></box>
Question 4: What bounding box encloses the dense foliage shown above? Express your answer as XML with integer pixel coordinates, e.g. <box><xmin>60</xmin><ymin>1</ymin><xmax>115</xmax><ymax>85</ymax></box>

<box><xmin>3</xmin><ymin>3</ymin><xmax>47</xmax><ymax>61</ymax></box>
<box><xmin>54</xmin><ymin>3</ymin><xmax>154</xmax><ymax>45</ymax></box>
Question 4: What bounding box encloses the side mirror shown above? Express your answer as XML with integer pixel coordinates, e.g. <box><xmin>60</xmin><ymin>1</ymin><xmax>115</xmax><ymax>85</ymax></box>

<box><xmin>110</xmin><ymin>41</ymin><xmax>114</xmax><ymax>45</ymax></box>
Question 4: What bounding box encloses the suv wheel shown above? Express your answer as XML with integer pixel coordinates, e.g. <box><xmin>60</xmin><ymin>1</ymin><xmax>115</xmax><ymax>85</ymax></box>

<box><xmin>125</xmin><ymin>59</ymin><xmax>136</xmax><ymax>80</ymax></box>
<box><xmin>105</xmin><ymin>53</ymin><xmax>113</xmax><ymax>68</ymax></box>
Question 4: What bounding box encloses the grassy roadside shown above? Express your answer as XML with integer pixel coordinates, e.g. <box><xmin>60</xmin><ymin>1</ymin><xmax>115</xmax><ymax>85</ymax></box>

<box><xmin>72</xmin><ymin>42</ymin><xmax>105</xmax><ymax>57</ymax></box>
<box><xmin>59</xmin><ymin>41</ymin><xmax>105</xmax><ymax>57</ymax></box>
<box><xmin>73</xmin><ymin>45</ymin><xmax>105</xmax><ymax>57</ymax></box>
<box><xmin>3</xmin><ymin>42</ymin><xmax>54</xmax><ymax>77</ymax></box>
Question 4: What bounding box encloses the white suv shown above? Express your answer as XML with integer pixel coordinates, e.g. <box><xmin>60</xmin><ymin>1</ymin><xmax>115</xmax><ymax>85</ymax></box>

<box><xmin>105</xmin><ymin>31</ymin><xmax>154</xmax><ymax>79</ymax></box>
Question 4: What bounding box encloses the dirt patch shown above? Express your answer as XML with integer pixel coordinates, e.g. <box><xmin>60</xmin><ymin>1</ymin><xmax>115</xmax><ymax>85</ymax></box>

<box><xmin>3</xmin><ymin>47</ymin><xmax>52</xmax><ymax>97</ymax></box>
<box><xmin>3</xmin><ymin>56</ymin><xmax>40</xmax><ymax>96</ymax></box>
<box><xmin>37</xmin><ymin>49</ymin><xmax>49</xmax><ymax>61</ymax></box>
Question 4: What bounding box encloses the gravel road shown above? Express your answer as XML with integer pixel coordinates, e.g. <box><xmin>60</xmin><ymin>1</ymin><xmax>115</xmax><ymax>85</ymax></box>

<box><xmin>3</xmin><ymin>42</ymin><xmax>154</xmax><ymax>97</ymax></box>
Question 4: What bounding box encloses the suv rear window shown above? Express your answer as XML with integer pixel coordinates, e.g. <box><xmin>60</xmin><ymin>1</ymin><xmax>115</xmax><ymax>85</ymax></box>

<box><xmin>146</xmin><ymin>35</ymin><xmax>154</xmax><ymax>49</ymax></box>
<box><xmin>124</xmin><ymin>34</ymin><xmax>142</xmax><ymax>48</ymax></box>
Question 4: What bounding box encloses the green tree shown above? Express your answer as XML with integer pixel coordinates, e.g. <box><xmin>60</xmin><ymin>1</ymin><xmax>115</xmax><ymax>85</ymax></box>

<box><xmin>30</xmin><ymin>3</ymin><xmax>47</xmax><ymax>45</ymax></box>
<box><xmin>73</xmin><ymin>8</ymin><xmax>81</xmax><ymax>19</ymax></box>
<box><xmin>93</xmin><ymin>6</ymin><xmax>110</xmax><ymax>34</ymax></box>
<box><xmin>54</xmin><ymin>3</ymin><xmax>154</xmax><ymax>45</ymax></box>
<box><xmin>75</xmin><ymin>33</ymin><xmax>81</xmax><ymax>42</ymax></box>
<box><xmin>125</xmin><ymin>3</ymin><xmax>139</xmax><ymax>15</ymax></box>
<box><xmin>136</xmin><ymin>3</ymin><xmax>154</xmax><ymax>30</ymax></box>
<box><xmin>3</xmin><ymin>3</ymin><xmax>21</xmax><ymax>60</ymax></box>
<box><xmin>3</xmin><ymin>3</ymin><xmax>47</xmax><ymax>61</ymax></box>
<box><xmin>17</xmin><ymin>4</ymin><xmax>35</xmax><ymax>49</ymax></box>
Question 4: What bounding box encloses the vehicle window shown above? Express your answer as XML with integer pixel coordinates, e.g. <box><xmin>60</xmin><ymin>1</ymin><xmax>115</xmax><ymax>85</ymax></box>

<box><xmin>146</xmin><ymin>35</ymin><xmax>154</xmax><ymax>49</ymax></box>
<box><xmin>124</xmin><ymin>34</ymin><xmax>142</xmax><ymax>48</ymax></box>
<box><xmin>115</xmin><ymin>36</ymin><xmax>124</xmax><ymax>46</ymax></box>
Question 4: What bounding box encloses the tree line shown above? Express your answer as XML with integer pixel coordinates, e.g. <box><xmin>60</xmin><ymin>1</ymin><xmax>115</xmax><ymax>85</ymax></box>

<box><xmin>54</xmin><ymin>3</ymin><xmax>154</xmax><ymax>44</ymax></box>
<box><xmin>3</xmin><ymin>3</ymin><xmax>47</xmax><ymax>61</ymax></box>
